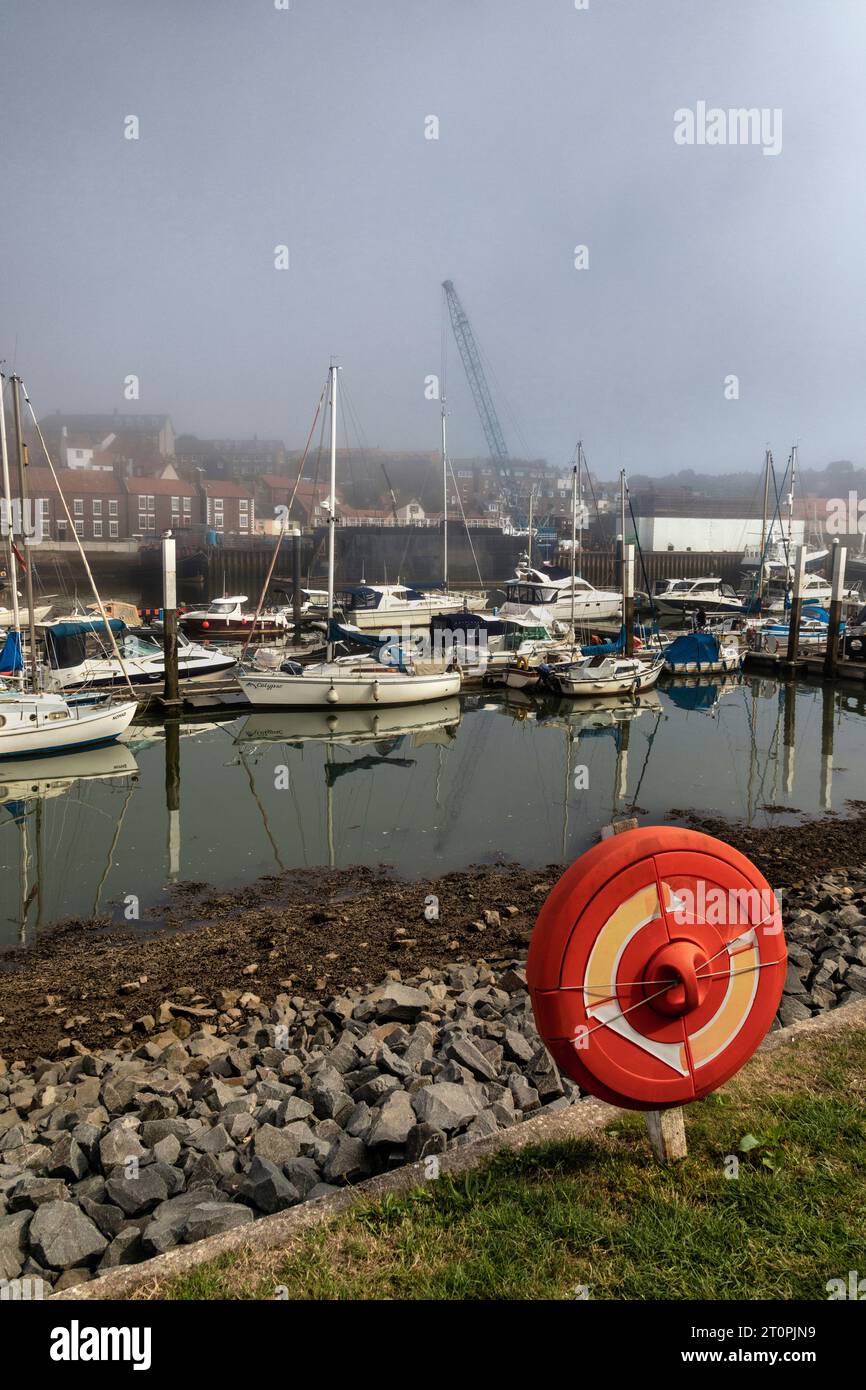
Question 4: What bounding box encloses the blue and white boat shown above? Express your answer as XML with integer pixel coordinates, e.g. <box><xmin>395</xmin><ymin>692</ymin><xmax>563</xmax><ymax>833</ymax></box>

<box><xmin>663</xmin><ymin>630</ymin><xmax>743</xmax><ymax>675</ymax></box>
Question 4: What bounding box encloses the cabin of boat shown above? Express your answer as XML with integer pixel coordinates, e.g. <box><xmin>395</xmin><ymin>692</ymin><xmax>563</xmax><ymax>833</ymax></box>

<box><xmin>179</xmin><ymin>595</ymin><xmax>289</xmax><ymax>638</ymax></box>
<box><xmin>654</xmin><ymin>577</ymin><xmax>743</xmax><ymax>615</ymax></box>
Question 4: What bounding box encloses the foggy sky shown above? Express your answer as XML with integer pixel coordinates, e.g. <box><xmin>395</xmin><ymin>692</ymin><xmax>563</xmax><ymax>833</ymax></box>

<box><xmin>1</xmin><ymin>0</ymin><xmax>864</xmax><ymax>476</ymax></box>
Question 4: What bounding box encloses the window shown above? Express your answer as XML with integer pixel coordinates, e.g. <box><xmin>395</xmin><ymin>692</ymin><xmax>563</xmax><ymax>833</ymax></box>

<box><xmin>74</xmin><ymin>519</ymin><xmax>84</xmax><ymax>538</ymax></box>
<box><xmin>146</xmin><ymin>495</ymin><xmax>155</xmax><ymax>512</ymax></box>
<box><xmin>108</xmin><ymin>499</ymin><xmax>118</xmax><ymax>517</ymax></box>
<box><xmin>73</xmin><ymin>498</ymin><xmax>83</xmax><ymax>517</ymax></box>
<box><xmin>239</xmin><ymin>499</ymin><xmax>249</xmax><ymax>513</ymax></box>
<box><xmin>93</xmin><ymin>521</ymin><xmax>102</xmax><ymax>538</ymax></box>
<box><xmin>182</xmin><ymin>496</ymin><xmax>191</xmax><ymax>514</ymax></box>
<box><xmin>92</xmin><ymin>499</ymin><xmax>102</xmax><ymax>516</ymax></box>
<box><xmin>171</xmin><ymin>495</ymin><xmax>180</xmax><ymax>513</ymax></box>
<box><xmin>109</xmin><ymin>520</ymin><xmax>118</xmax><ymax>539</ymax></box>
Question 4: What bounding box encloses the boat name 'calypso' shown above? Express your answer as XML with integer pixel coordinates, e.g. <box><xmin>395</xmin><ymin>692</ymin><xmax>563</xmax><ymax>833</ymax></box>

<box><xmin>49</xmin><ymin>1320</ymin><xmax>152</xmax><ymax>1371</ymax></box>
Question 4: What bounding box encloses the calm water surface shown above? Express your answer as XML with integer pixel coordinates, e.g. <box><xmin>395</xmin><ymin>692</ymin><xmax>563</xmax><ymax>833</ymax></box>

<box><xmin>2</xmin><ymin>675</ymin><xmax>865</xmax><ymax>949</ymax></box>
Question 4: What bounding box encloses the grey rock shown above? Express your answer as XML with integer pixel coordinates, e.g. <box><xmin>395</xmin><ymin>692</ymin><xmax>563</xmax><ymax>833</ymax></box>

<box><xmin>322</xmin><ymin>1134</ymin><xmax>371</xmax><ymax>1184</ymax></box>
<box><xmin>105</xmin><ymin>1166</ymin><xmax>169</xmax><ymax>1216</ymax></box>
<box><xmin>237</xmin><ymin>1157</ymin><xmax>300</xmax><ymax>1214</ymax></box>
<box><xmin>374</xmin><ymin>984</ymin><xmax>430</xmax><ymax>1022</ymax></box>
<box><xmin>412</xmin><ymin>1081</ymin><xmax>481</xmax><ymax>1133</ymax></box>
<box><xmin>46</xmin><ymin>1133</ymin><xmax>89</xmax><ymax>1182</ymax></box>
<box><xmin>366</xmin><ymin>1091</ymin><xmax>415</xmax><ymax>1147</ymax></box>
<box><xmin>28</xmin><ymin>1200</ymin><xmax>107</xmax><ymax>1270</ymax></box>
<box><xmin>778</xmin><ymin>997</ymin><xmax>812</xmax><ymax>1026</ymax></box>
<box><xmin>405</xmin><ymin>1123</ymin><xmax>447</xmax><ymax>1163</ymax></box>
<box><xmin>98</xmin><ymin>1228</ymin><xmax>145</xmax><ymax>1270</ymax></box>
<box><xmin>0</xmin><ymin>1209</ymin><xmax>31</xmax><ymax>1280</ymax></box>
<box><xmin>8</xmin><ymin>1177</ymin><xmax>69</xmax><ymax>1211</ymax></box>
<box><xmin>99</xmin><ymin>1127</ymin><xmax>146</xmax><ymax>1172</ymax></box>
<box><xmin>445</xmin><ymin>1036</ymin><xmax>498</xmax><ymax>1082</ymax></box>
<box><xmin>252</xmin><ymin>1123</ymin><xmax>301</xmax><ymax>1165</ymax></box>
<box><xmin>183</xmin><ymin>1202</ymin><xmax>253</xmax><ymax>1244</ymax></box>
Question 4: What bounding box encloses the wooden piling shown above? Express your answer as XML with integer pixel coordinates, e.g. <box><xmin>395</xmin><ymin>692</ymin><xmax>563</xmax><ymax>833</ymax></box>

<box><xmin>785</xmin><ymin>543</ymin><xmax>806</xmax><ymax>665</ymax></box>
<box><xmin>823</xmin><ymin>541</ymin><xmax>847</xmax><ymax>680</ymax></box>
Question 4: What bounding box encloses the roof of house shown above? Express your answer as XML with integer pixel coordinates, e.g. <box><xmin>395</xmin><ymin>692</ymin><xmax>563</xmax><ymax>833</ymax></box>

<box><xmin>125</xmin><ymin>477</ymin><xmax>196</xmax><ymax>497</ymax></box>
<box><xmin>24</xmin><ymin>468</ymin><xmax>125</xmax><ymax>495</ymax></box>
<box><xmin>201</xmin><ymin>479</ymin><xmax>253</xmax><ymax>499</ymax></box>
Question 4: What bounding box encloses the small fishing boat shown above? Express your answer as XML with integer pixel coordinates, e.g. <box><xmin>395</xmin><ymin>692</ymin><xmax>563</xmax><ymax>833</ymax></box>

<box><xmin>540</xmin><ymin>652</ymin><xmax>664</xmax><ymax>698</ymax></box>
<box><xmin>0</xmin><ymin>689</ymin><xmax>136</xmax><ymax>759</ymax></box>
<box><xmin>179</xmin><ymin>595</ymin><xmax>290</xmax><ymax>641</ymax></box>
<box><xmin>663</xmin><ymin>630</ymin><xmax>743</xmax><ymax>675</ymax></box>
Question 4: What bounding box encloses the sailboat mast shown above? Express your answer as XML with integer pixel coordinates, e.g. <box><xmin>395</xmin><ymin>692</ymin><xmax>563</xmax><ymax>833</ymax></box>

<box><xmin>576</xmin><ymin>442</ymin><xmax>583</xmax><ymax>575</ymax></box>
<box><xmin>440</xmin><ymin>394</ymin><xmax>448</xmax><ymax>590</ymax></box>
<box><xmin>10</xmin><ymin>376</ymin><xmax>38</xmax><ymax>690</ymax></box>
<box><xmin>527</xmin><ymin>488</ymin><xmax>534</xmax><ymax>566</ymax></box>
<box><xmin>0</xmin><ymin>375</ymin><xmax>23</xmax><ymax>676</ymax></box>
<box><xmin>787</xmin><ymin>443</ymin><xmax>797</xmax><ymax>567</ymax></box>
<box><xmin>326</xmin><ymin>362</ymin><xmax>338</xmax><ymax>662</ymax></box>
<box><xmin>570</xmin><ymin>460</ymin><xmax>577</xmax><ymax>635</ymax></box>
<box><xmin>758</xmin><ymin>446</ymin><xmax>771</xmax><ymax>605</ymax></box>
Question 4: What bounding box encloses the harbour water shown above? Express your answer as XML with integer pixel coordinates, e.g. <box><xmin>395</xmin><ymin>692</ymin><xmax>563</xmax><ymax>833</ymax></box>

<box><xmin>1</xmin><ymin>675</ymin><xmax>865</xmax><ymax>950</ymax></box>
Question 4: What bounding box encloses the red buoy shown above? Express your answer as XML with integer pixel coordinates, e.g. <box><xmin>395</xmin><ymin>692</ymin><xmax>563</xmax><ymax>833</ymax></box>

<box><xmin>527</xmin><ymin>827</ymin><xmax>786</xmax><ymax>1111</ymax></box>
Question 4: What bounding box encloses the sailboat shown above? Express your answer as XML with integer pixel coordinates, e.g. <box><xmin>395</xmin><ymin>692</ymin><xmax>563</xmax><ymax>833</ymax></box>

<box><xmin>238</xmin><ymin>366</ymin><xmax>461</xmax><ymax>709</ymax></box>
<box><xmin>0</xmin><ymin>373</ymin><xmax>137</xmax><ymax>759</ymax></box>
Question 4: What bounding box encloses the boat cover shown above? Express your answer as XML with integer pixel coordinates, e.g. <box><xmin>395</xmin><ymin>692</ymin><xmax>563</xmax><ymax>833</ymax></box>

<box><xmin>663</xmin><ymin>631</ymin><xmax>721</xmax><ymax>668</ymax></box>
<box><xmin>581</xmin><ymin>624</ymin><xmax>626</xmax><ymax>656</ymax></box>
<box><xmin>0</xmin><ymin>631</ymin><xmax>24</xmax><ymax>674</ymax></box>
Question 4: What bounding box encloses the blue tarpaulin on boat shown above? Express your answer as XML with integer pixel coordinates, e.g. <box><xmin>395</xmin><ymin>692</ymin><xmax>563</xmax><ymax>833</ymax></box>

<box><xmin>0</xmin><ymin>630</ymin><xmax>24</xmax><ymax>674</ymax></box>
<box><xmin>580</xmin><ymin>624</ymin><xmax>626</xmax><ymax>656</ymax></box>
<box><xmin>43</xmin><ymin>619</ymin><xmax>126</xmax><ymax>639</ymax></box>
<box><xmin>663</xmin><ymin>631</ymin><xmax>721</xmax><ymax>668</ymax></box>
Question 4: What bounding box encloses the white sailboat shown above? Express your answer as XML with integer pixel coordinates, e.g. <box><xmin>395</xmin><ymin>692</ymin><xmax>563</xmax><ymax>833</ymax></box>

<box><xmin>0</xmin><ymin>373</ymin><xmax>137</xmax><ymax>759</ymax></box>
<box><xmin>238</xmin><ymin>366</ymin><xmax>461</xmax><ymax>710</ymax></box>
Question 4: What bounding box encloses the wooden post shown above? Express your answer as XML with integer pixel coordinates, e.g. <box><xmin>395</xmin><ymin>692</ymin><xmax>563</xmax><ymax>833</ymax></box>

<box><xmin>292</xmin><ymin>527</ymin><xmax>303</xmax><ymax>646</ymax></box>
<box><xmin>645</xmin><ymin>1108</ymin><xmax>688</xmax><ymax>1163</ymax></box>
<box><xmin>785</xmin><ymin>543</ymin><xmax>806</xmax><ymax>665</ymax></box>
<box><xmin>623</xmin><ymin>543</ymin><xmax>635</xmax><ymax>657</ymax></box>
<box><xmin>162</xmin><ymin>534</ymin><xmax>180</xmax><ymax>706</ymax></box>
<box><xmin>10</xmin><ymin>376</ymin><xmax>38</xmax><ymax>690</ymax></box>
<box><xmin>823</xmin><ymin>540</ymin><xmax>846</xmax><ymax>680</ymax></box>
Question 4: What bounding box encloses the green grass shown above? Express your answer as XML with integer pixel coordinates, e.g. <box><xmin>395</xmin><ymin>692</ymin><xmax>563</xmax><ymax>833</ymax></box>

<box><xmin>150</xmin><ymin>1030</ymin><xmax>866</xmax><ymax>1301</ymax></box>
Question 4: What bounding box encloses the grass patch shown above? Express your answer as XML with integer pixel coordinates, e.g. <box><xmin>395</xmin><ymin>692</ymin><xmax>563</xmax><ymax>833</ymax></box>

<box><xmin>149</xmin><ymin>1029</ymin><xmax>866</xmax><ymax>1301</ymax></box>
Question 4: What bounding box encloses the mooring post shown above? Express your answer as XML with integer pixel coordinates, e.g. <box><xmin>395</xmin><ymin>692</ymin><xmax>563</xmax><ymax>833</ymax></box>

<box><xmin>820</xmin><ymin>682</ymin><xmax>835</xmax><ymax>811</ymax></box>
<box><xmin>292</xmin><ymin>526</ymin><xmax>303</xmax><ymax>645</ymax></box>
<box><xmin>162</xmin><ymin>533</ymin><xmax>180</xmax><ymax>707</ymax></box>
<box><xmin>823</xmin><ymin>540</ymin><xmax>846</xmax><ymax>680</ymax></box>
<box><xmin>623</xmin><ymin>542</ymin><xmax>635</xmax><ymax>657</ymax></box>
<box><xmin>785</xmin><ymin>543</ymin><xmax>806</xmax><ymax>665</ymax></box>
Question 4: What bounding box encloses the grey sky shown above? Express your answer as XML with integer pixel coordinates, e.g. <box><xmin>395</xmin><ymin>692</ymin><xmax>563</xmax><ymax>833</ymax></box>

<box><xmin>1</xmin><ymin>0</ymin><xmax>864</xmax><ymax>476</ymax></box>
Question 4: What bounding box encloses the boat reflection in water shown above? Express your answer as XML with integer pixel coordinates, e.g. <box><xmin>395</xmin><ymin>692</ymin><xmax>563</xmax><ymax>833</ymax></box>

<box><xmin>234</xmin><ymin>700</ymin><xmax>462</xmax><ymax>868</ymax></box>
<box><xmin>235</xmin><ymin>698</ymin><xmax>462</xmax><ymax>750</ymax></box>
<box><xmin>1</xmin><ymin>743</ymin><xmax>139</xmax><ymax>944</ymax></box>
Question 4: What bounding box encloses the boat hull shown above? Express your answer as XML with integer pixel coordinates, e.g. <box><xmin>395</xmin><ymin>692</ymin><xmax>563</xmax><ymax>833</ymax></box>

<box><xmin>179</xmin><ymin>618</ymin><xmax>287</xmax><ymax>641</ymax></box>
<box><xmin>0</xmin><ymin>700</ymin><xmax>137</xmax><ymax>760</ymax></box>
<box><xmin>46</xmin><ymin>654</ymin><xmax>237</xmax><ymax>690</ymax></box>
<box><xmin>237</xmin><ymin>669</ymin><xmax>462</xmax><ymax>708</ymax></box>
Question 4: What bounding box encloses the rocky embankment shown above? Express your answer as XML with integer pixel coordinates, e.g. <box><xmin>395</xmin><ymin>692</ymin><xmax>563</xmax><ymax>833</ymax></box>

<box><xmin>1</xmin><ymin>866</ymin><xmax>865</xmax><ymax>1291</ymax></box>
